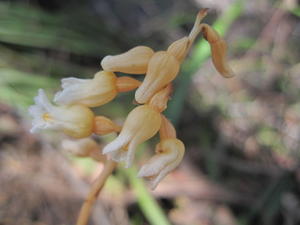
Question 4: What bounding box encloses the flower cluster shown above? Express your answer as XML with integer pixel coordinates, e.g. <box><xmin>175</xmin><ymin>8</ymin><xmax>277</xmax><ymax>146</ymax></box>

<box><xmin>29</xmin><ymin>9</ymin><xmax>234</xmax><ymax>189</ymax></box>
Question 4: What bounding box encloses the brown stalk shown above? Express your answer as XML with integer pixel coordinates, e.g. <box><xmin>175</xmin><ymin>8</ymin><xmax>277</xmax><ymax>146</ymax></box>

<box><xmin>76</xmin><ymin>159</ymin><xmax>117</xmax><ymax>225</ymax></box>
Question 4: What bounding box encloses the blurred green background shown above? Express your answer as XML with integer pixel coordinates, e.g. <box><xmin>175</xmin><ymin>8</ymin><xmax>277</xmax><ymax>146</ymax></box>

<box><xmin>1</xmin><ymin>0</ymin><xmax>300</xmax><ymax>225</ymax></box>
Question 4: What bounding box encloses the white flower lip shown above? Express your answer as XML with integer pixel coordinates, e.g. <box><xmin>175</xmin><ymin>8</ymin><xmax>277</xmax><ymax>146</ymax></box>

<box><xmin>28</xmin><ymin>89</ymin><xmax>56</xmax><ymax>133</ymax></box>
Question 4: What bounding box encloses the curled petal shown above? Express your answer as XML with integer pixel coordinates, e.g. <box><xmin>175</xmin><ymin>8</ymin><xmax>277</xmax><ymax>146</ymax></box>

<box><xmin>103</xmin><ymin>105</ymin><xmax>161</xmax><ymax>168</ymax></box>
<box><xmin>135</xmin><ymin>51</ymin><xmax>180</xmax><ymax>104</ymax></box>
<box><xmin>101</xmin><ymin>46</ymin><xmax>154</xmax><ymax>74</ymax></box>
<box><xmin>138</xmin><ymin>138</ymin><xmax>185</xmax><ymax>189</ymax></box>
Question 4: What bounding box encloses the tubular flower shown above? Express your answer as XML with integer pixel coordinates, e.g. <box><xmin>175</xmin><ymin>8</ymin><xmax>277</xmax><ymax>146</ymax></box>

<box><xmin>103</xmin><ymin>105</ymin><xmax>162</xmax><ymax>168</ymax></box>
<box><xmin>137</xmin><ymin>138</ymin><xmax>185</xmax><ymax>190</ymax></box>
<box><xmin>201</xmin><ymin>24</ymin><xmax>235</xmax><ymax>78</ymax></box>
<box><xmin>135</xmin><ymin>51</ymin><xmax>180</xmax><ymax>104</ymax></box>
<box><xmin>101</xmin><ymin>46</ymin><xmax>154</xmax><ymax>74</ymax></box>
<box><xmin>54</xmin><ymin>71</ymin><xmax>117</xmax><ymax>107</ymax></box>
<box><xmin>29</xmin><ymin>89</ymin><xmax>94</xmax><ymax>138</ymax></box>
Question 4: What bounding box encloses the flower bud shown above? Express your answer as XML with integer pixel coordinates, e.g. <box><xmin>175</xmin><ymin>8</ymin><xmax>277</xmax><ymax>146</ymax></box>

<box><xmin>137</xmin><ymin>138</ymin><xmax>185</xmax><ymax>189</ymax></box>
<box><xmin>135</xmin><ymin>51</ymin><xmax>180</xmax><ymax>104</ymax></box>
<box><xmin>54</xmin><ymin>71</ymin><xmax>118</xmax><ymax>107</ymax></box>
<box><xmin>201</xmin><ymin>24</ymin><xmax>235</xmax><ymax>78</ymax></box>
<box><xmin>93</xmin><ymin>116</ymin><xmax>121</xmax><ymax>135</ymax></box>
<box><xmin>116</xmin><ymin>76</ymin><xmax>141</xmax><ymax>93</ymax></box>
<box><xmin>101</xmin><ymin>46</ymin><xmax>154</xmax><ymax>74</ymax></box>
<box><xmin>103</xmin><ymin>105</ymin><xmax>161</xmax><ymax>168</ymax></box>
<box><xmin>149</xmin><ymin>84</ymin><xmax>172</xmax><ymax>113</ymax></box>
<box><xmin>29</xmin><ymin>89</ymin><xmax>94</xmax><ymax>138</ymax></box>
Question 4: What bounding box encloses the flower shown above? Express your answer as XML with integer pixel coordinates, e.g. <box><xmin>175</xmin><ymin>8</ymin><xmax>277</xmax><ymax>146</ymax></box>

<box><xmin>135</xmin><ymin>51</ymin><xmax>180</xmax><ymax>104</ymax></box>
<box><xmin>29</xmin><ymin>89</ymin><xmax>94</xmax><ymax>138</ymax></box>
<box><xmin>54</xmin><ymin>71</ymin><xmax>118</xmax><ymax>107</ymax></box>
<box><xmin>103</xmin><ymin>105</ymin><xmax>162</xmax><ymax>168</ymax></box>
<box><xmin>101</xmin><ymin>46</ymin><xmax>154</xmax><ymax>74</ymax></box>
<box><xmin>137</xmin><ymin>138</ymin><xmax>185</xmax><ymax>189</ymax></box>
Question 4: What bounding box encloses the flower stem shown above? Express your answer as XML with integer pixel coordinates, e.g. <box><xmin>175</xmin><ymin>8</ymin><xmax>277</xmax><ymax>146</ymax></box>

<box><xmin>76</xmin><ymin>159</ymin><xmax>117</xmax><ymax>225</ymax></box>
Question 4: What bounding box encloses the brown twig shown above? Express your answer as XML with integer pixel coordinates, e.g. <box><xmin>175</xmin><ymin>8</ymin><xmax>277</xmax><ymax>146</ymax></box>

<box><xmin>76</xmin><ymin>159</ymin><xmax>117</xmax><ymax>225</ymax></box>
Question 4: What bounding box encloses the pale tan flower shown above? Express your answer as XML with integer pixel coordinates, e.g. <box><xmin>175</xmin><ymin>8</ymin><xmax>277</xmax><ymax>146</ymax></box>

<box><xmin>54</xmin><ymin>71</ymin><xmax>118</xmax><ymax>107</ymax></box>
<box><xmin>135</xmin><ymin>51</ymin><xmax>180</xmax><ymax>104</ymax></box>
<box><xmin>29</xmin><ymin>89</ymin><xmax>94</xmax><ymax>138</ymax></box>
<box><xmin>137</xmin><ymin>138</ymin><xmax>185</xmax><ymax>189</ymax></box>
<box><xmin>103</xmin><ymin>105</ymin><xmax>161</xmax><ymax>168</ymax></box>
<box><xmin>54</xmin><ymin>71</ymin><xmax>141</xmax><ymax>107</ymax></box>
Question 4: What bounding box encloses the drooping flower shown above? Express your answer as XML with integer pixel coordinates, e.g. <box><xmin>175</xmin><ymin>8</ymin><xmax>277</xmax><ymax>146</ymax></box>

<box><xmin>101</xmin><ymin>46</ymin><xmax>154</xmax><ymax>74</ymax></box>
<box><xmin>137</xmin><ymin>138</ymin><xmax>185</xmax><ymax>189</ymax></box>
<box><xmin>102</xmin><ymin>105</ymin><xmax>162</xmax><ymax>168</ymax></box>
<box><xmin>29</xmin><ymin>89</ymin><xmax>94</xmax><ymax>138</ymax></box>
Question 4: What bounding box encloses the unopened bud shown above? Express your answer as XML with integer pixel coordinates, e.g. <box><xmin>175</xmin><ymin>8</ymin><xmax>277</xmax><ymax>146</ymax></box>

<box><xmin>93</xmin><ymin>116</ymin><xmax>121</xmax><ymax>135</ymax></box>
<box><xmin>101</xmin><ymin>46</ymin><xmax>154</xmax><ymax>74</ymax></box>
<box><xmin>116</xmin><ymin>76</ymin><xmax>141</xmax><ymax>93</ymax></box>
